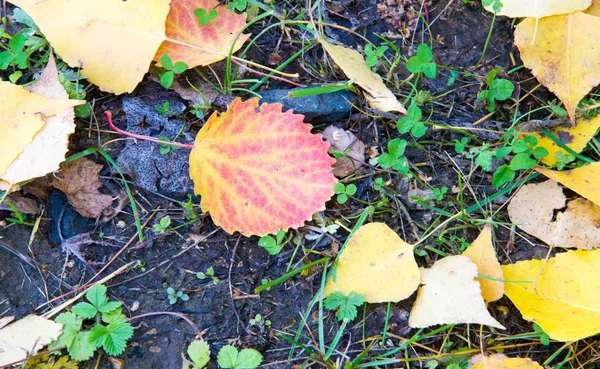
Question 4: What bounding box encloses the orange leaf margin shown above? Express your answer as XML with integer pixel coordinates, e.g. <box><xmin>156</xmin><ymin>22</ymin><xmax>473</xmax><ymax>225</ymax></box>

<box><xmin>154</xmin><ymin>0</ymin><xmax>250</xmax><ymax>67</ymax></box>
<box><xmin>189</xmin><ymin>98</ymin><xmax>337</xmax><ymax>236</ymax></box>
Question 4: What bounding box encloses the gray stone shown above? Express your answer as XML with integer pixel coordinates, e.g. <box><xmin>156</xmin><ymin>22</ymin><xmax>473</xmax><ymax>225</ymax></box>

<box><xmin>259</xmin><ymin>87</ymin><xmax>356</xmax><ymax>123</ymax></box>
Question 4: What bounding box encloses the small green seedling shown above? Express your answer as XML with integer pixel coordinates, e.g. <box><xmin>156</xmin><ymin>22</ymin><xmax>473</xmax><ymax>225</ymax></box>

<box><xmin>136</xmin><ymin>260</ymin><xmax>146</xmax><ymax>272</ymax></box>
<box><xmin>333</xmin><ymin>183</ymin><xmax>357</xmax><ymax>204</ymax></box>
<box><xmin>447</xmin><ymin>70</ymin><xmax>459</xmax><ymax>86</ymax></box>
<box><xmin>453</xmin><ymin>137</ymin><xmax>469</xmax><ymax>154</ymax></box>
<box><xmin>0</xmin><ymin>32</ymin><xmax>28</xmax><ymax>70</ymax></box>
<box><xmin>197</xmin><ymin>266</ymin><xmax>219</xmax><ymax>285</ymax></box>
<box><xmin>194</xmin><ymin>8</ymin><xmax>218</xmax><ymax>26</ymax></box>
<box><xmin>478</xmin><ymin>68</ymin><xmax>514</xmax><ymax>112</ymax></box>
<box><xmin>258</xmin><ymin>230</ymin><xmax>286</xmax><ymax>255</ymax></box>
<box><xmin>533</xmin><ymin>323</ymin><xmax>550</xmax><ymax>346</ymax></box>
<box><xmin>324</xmin><ymin>291</ymin><xmax>365</xmax><ymax>323</ymax></box>
<box><xmin>378</xmin><ymin>138</ymin><xmax>409</xmax><ymax>175</ymax></box>
<box><xmin>227</xmin><ymin>0</ymin><xmax>248</xmax><ymax>11</ymax></box>
<box><xmin>217</xmin><ymin>345</ymin><xmax>262</xmax><ymax>369</ymax></box>
<box><xmin>167</xmin><ymin>287</ymin><xmax>189</xmax><ymax>305</ymax></box>
<box><xmin>180</xmin><ymin>194</ymin><xmax>198</xmax><ymax>221</ymax></box>
<box><xmin>492</xmin><ymin>133</ymin><xmax>548</xmax><ymax>187</ymax></box>
<box><xmin>433</xmin><ymin>186</ymin><xmax>448</xmax><ymax>202</ymax></box>
<box><xmin>554</xmin><ymin>151</ymin><xmax>576</xmax><ymax>170</ymax></box>
<box><xmin>153</xmin><ymin>215</ymin><xmax>171</xmax><ymax>233</ymax></box>
<box><xmin>397</xmin><ymin>103</ymin><xmax>428</xmax><ymax>137</ymax></box>
<box><xmin>373</xmin><ymin>177</ymin><xmax>386</xmax><ymax>191</ymax></box>
<box><xmin>249</xmin><ymin>313</ymin><xmax>271</xmax><ymax>327</ymax></box>
<box><xmin>159</xmin><ymin>54</ymin><xmax>188</xmax><ymax>89</ymax></box>
<box><xmin>482</xmin><ymin>0</ymin><xmax>503</xmax><ymax>13</ymax></box>
<box><xmin>406</xmin><ymin>44</ymin><xmax>436</xmax><ymax>79</ymax></box>
<box><xmin>155</xmin><ymin>101</ymin><xmax>173</xmax><ymax>117</ymax></box>
<box><xmin>364</xmin><ymin>44</ymin><xmax>388</xmax><ymax>69</ymax></box>
<box><xmin>191</xmin><ymin>104</ymin><xmax>209</xmax><ymax>119</ymax></box>
<box><xmin>186</xmin><ymin>340</ymin><xmax>210</xmax><ymax>369</ymax></box>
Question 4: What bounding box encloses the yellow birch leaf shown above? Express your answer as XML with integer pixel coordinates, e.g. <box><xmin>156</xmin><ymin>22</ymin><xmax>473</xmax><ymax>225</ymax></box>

<box><xmin>8</xmin><ymin>0</ymin><xmax>171</xmax><ymax>95</ymax></box>
<box><xmin>0</xmin><ymin>315</ymin><xmax>63</xmax><ymax>366</ymax></box>
<box><xmin>535</xmin><ymin>162</ymin><xmax>600</xmax><ymax>206</ymax></box>
<box><xmin>484</xmin><ymin>0</ymin><xmax>590</xmax><ymax>19</ymax></box>
<box><xmin>0</xmin><ymin>81</ymin><xmax>82</xmax><ymax>178</ymax></box>
<box><xmin>0</xmin><ymin>55</ymin><xmax>84</xmax><ymax>189</ymax></box>
<box><xmin>324</xmin><ymin>223</ymin><xmax>419</xmax><ymax>303</ymax></box>
<box><xmin>514</xmin><ymin>10</ymin><xmax>600</xmax><ymax>121</ymax></box>
<box><xmin>462</xmin><ymin>225</ymin><xmax>504</xmax><ymax>303</ymax></box>
<box><xmin>319</xmin><ymin>39</ymin><xmax>407</xmax><ymax>114</ymax></box>
<box><xmin>520</xmin><ymin>115</ymin><xmax>600</xmax><ymax>166</ymax></box>
<box><xmin>471</xmin><ymin>355</ymin><xmax>543</xmax><ymax>369</ymax></box>
<box><xmin>508</xmin><ymin>180</ymin><xmax>600</xmax><ymax>249</ymax></box>
<box><xmin>408</xmin><ymin>256</ymin><xmax>505</xmax><ymax>329</ymax></box>
<box><xmin>502</xmin><ymin>249</ymin><xmax>600</xmax><ymax>341</ymax></box>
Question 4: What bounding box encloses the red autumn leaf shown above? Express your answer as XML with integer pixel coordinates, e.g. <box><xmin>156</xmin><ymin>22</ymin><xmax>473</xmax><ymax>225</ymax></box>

<box><xmin>189</xmin><ymin>98</ymin><xmax>337</xmax><ymax>236</ymax></box>
<box><xmin>154</xmin><ymin>0</ymin><xmax>250</xmax><ymax>68</ymax></box>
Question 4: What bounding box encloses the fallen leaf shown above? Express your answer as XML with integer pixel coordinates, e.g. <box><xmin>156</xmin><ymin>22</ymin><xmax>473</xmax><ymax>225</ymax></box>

<box><xmin>189</xmin><ymin>98</ymin><xmax>336</xmax><ymax>236</ymax></box>
<box><xmin>8</xmin><ymin>0</ymin><xmax>171</xmax><ymax>94</ymax></box>
<box><xmin>322</xmin><ymin>126</ymin><xmax>365</xmax><ymax>178</ymax></box>
<box><xmin>0</xmin><ymin>314</ymin><xmax>63</xmax><ymax>366</ymax></box>
<box><xmin>0</xmin><ymin>80</ymin><xmax>82</xmax><ymax>184</ymax></box>
<box><xmin>535</xmin><ymin>161</ymin><xmax>600</xmax><ymax>206</ymax></box>
<box><xmin>502</xmin><ymin>249</ymin><xmax>600</xmax><ymax>341</ymax></box>
<box><xmin>484</xmin><ymin>0</ymin><xmax>590</xmax><ymax>19</ymax></box>
<box><xmin>0</xmin><ymin>193</ymin><xmax>39</xmax><ymax>214</ymax></box>
<box><xmin>323</xmin><ymin>222</ymin><xmax>420</xmax><ymax>303</ymax></box>
<box><xmin>520</xmin><ymin>115</ymin><xmax>600</xmax><ymax>167</ymax></box>
<box><xmin>508</xmin><ymin>180</ymin><xmax>600</xmax><ymax>249</ymax></box>
<box><xmin>50</xmin><ymin>158</ymin><xmax>113</xmax><ymax>218</ymax></box>
<box><xmin>320</xmin><ymin>39</ymin><xmax>407</xmax><ymax>114</ymax></box>
<box><xmin>514</xmin><ymin>9</ymin><xmax>600</xmax><ymax>121</ymax></box>
<box><xmin>470</xmin><ymin>354</ymin><xmax>543</xmax><ymax>369</ymax></box>
<box><xmin>462</xmin><ymin>225</ymin><xmax>504</xmax><ymax>303</ymax></box>
<box><xmin>1</xmin><ymin>55</ymin><xmax>84</xmax><ymax>189</ymax></box>
<box><xmin>408</xmin><ymin>255</ymin><xmax>505</xmax><ymax>329</ymax></box>
<box><xmin>154</xmin><ymin>0</ymin><xmax>250</xmax><ymax>68</ymax></box>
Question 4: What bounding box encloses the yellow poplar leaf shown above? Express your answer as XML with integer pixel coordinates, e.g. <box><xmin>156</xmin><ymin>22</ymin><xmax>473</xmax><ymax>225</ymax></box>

<box><xmin>320</xmin><ymin>39</ymin><xmax>407</xmax><ymax>114</ymax></box>
<box><xmin>484</xmin><ymin>0</ymin><xmax>591</xmax><ymax>18</ymax></box>
<box><xmin>8</xmin><ymin>0</ymin><xmax>171</xmax><ymax>94</ymax></box>
<box><xmin>471</xmin><ymin>355</ymin><xmax>543</xmax><ymax>369</ymax></box>
<box><xmin>535</xmin><ymin>162</ymin><xmax>600</xmax><ymax>206</ymax></box>
<box><xmin>189</xmin><ymin>98</ymin><xmax>336</xmax><ymax>236</ymax></box>
<box><xmin>0</xmin><ymin>81</ymin><xmax>82</xmax><ymax>179</ymax></box>
<box><xmin>515</xmin><ymin>11</ymin><xmax>600</xmax><ymax>121</ymax></box>
<box><xmin>520</xmin><ymin>115</ymin><xmax>600</xmax><ymax>166</ymax></box>
<box><xmin>324</xmin><ymin>223</ymin><xmax>420</xmax><ymax>303</ymax></box>
<box><xmin>0</xmin><ymin>56</ymin><xmax>84</xmax><ymax>189</ymax></box>
<box><xmin>462</xmin><ymin>225</ymin><xmax>504</xmax><ymax>303</ymax></box>
<box><xmin>508</xmin><ymin>180</ymin><xmax>600</xmax><ymax>249</ymax></box>
<box><xmin>0</xmin><ymin>315</ymin><xmax>63</xmax><ymax>366</ymax></box>
<box><xmin>408</xmin><ymin>256</ymin><xmax>504</xmax><ymax>329</ymax></box>
<box><xmin>502</xmin><ymin>249</ymin><xmax>600</xmax><ymax>341</ymax></box>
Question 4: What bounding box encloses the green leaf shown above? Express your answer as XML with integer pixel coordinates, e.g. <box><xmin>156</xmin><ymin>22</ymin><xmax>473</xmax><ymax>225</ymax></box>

<box><xmin>388</xmin><ymin>138</ymin><xmax>407</xmax><ymax>158</ymax></box>
<box><xmin>422</xmin><ymin>62</ymin><xmax>436</xmax><ymax>79</ymax></box>
<box><xmin>492</xmin><ymin>165</ymin><xmax>515</xmax><ymax>188</ymax></box>
<box><xmin>86</xmin><ymin>284</ymin><xmax>109</xmax><ymax>311</ymax></box>
<box><xmin>188</xmin><ymin>340</ymin><xmax>211</xmax><ymax>368</ymax></box>
<box><xmin>337</xmin><ymin>193</ymin><xmax>349</xmax><ymax>204</ymax></box>
<box><xmin>275</xmin><ymin>230</ymin><xmax>285</xmax><ymax>244</ymax></box>
<box><xmin>490</xmin><ymin>78</ymin><xmax>514</xmax><ymax>101</ymax></box>
<box><xmin>407</xmin><ymin>103</ymin><xmax>422</xmax><ymax>121</ymax></box>
<box><xmin>475</xmin><ymin>150</ymin><xmax>494</xmax><ymax>172</ymax></box>
<box><xmin>511</xmin><ymin>140</ymin><xmax>529</xmax><ymax>154</ymax></box>
<box><xmin>411</xmin><ymin>121</ymin><xmax>427</xmax><ymax>137</ymax></box>
<box><xmin>397</xmin><ymin>117</ymin><xmax>415</xmax><ymax>134</ymax></box>
<box><xmin>486</xmin><ymin>67</ymin><xmax>503</xmax><ymax>87</ymax></box>
<box><xmin>495</xmin><ymin>146</ymin><xmax>512</xmax><ymax>159</ymax></box>
<box><xmin>101</xmin><ymin>309</ymin><xmax>126</xmax><ymax>325</ymax></box>
<box><xmin>406</xmin><ymin>56</ymin><xmax>423</xmax><ymax>73</ymax></box>
<box><xmin>217</xmin><ymin>345</ymin><xmax>240</xmax><ymax>368</ymax></box>
<box><xmin>447</xmin><ymin>70</ymin><xmax>459</xmax><ymax>86</ymax></box>
<box><xmin>258</xmin><ymin>236</ymin><xmax>276</xmax><ymax>249</ymax></box>
<box><xmin>378</xmin><ymin>153</ymin><xmax>396</xmax><ymax>169</ymax></box>
<box><xmin>236</xmin><ymin>349</ymin><xmax>263</xmax><ymax>369</ymax></box>
<box><xmin>69</xmin><ymin>331</ymin><xmax>95</xmax><ymax>361</ymax></box>
<box><xmin>392</xmin><ymin>157</ymin><xmax>409</xmax><ymax>175</ymax></box>
<box><xmin>88</xmin><ymin>325</ymin><xmax>108</xmax><ymax>348</ymax></box>
<box><xmin>72</xmin><ymin>302</ymin><xmax>98</xmax><ymax>319</ymax></box>
<box><xmin>324</xmin><ymin>291</ymin><xmax>365</xmax><ymax>322</ymax></box>
<box><xmin>89</xmin><ymin>320</ymin><xmax>134</xmax><ymax>356</ymax></box>
<box><xmin>0</xmin><ymin>52</ymin><xmax>14</xmax><ymax>69</ymax></box>
<box><xmin>416</xmin><ymin>44</ymin><xmax>433</xmax><ymax>62</ymax></box>
<box><xmin>346</xmin><ymin>184</ymin><xmax>357</xmax><ymax>196</ymax></box>
<box><xmin>99</xmin><ymin>300</ymin><xmax>122</xmax><ymax>314</ymax></box>
<box><xmin>160</xmin><ymin>54</ymin><xmax>173</xmax><ymax>70</ymax></box>
<box><xmin>9</xmin><ymin>33</ymin><xmax>26</xmax><ymax>53</ymax></box>
<box><xmin>533</xmin><ymin>146</ymin><xmax>549</xmax><ymax>160</ymax></box>
<box><xmin>509</xmin><ymin>153</ymin><xmax>536</xmax><ymax>170</ymax></box>
<box><xmin>333</xmin><ymin>182</ymin><xmax>346</xmax><ymax>194</ymax></box>
<box><xmin>161</xmin><ymin>71</ymin><xmax>174</xmax><ymax>88</ymax></box>
<box><xmin>54</xmin><ymin>312</ymin><xmax>83</xmax><ymax>348</ymax></box>
<box><xmin>173</xmin><ymin>61</ymin><xmax>188</xmax><ymax>74</ymax></box>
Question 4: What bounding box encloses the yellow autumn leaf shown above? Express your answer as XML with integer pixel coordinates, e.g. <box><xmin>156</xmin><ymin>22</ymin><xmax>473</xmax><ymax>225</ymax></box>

<box><xmin>502</xmin><ymin>249</ymin><xmax>600</xmax><ymax>341</ymax></box>
<box><xmin>462</xmin><ymin>225</ymin><xmax>504</xmax><ymax>303</ymax></box>
<box><xmin>8</xmin><ymin>0</ymin><xmax>171</xmax><ymax>95</ymax></box>
<box><xmin>408</xmin><ymin>256</ymin><xmax>505</xmax><ymax>329</ymax></box>
<box><xmin>324</xmin><ymin>223</ymin><xmax>419</xmax><ymax>303</ymax></box>
<box><xmin>519</xmin><ymin>115</ymin><xmax>600</xmax><ymax>167</ymax></box>
<box><xmin>319</xmin><ymin>39</ymin><xmax>407</xmax><ymax>114</ymax></box>
<box><xmin>471</xmin><ymin>354</ymin><xmax>543</xmax><ymax>369</ymax></box>
<box><xmin>514</xmin><ymin>9</ymin><xmax>600</xmax><ymax>121</ymax></box>
<box><xmin>484</xmin><ymin>0</ymin><xmax>590</xmax><ymax>19</ymax></box>
<box><xmin>0</xmin><ymin>56</ymin><xmax>84</xmax><ymax>190</ymax></box>
<box><xmin>0</xmin><ymin>81</ymin><xmax>83</xmax><ymax>180</ymax></box>
<box><xmin>535</xmin><ymin>162</ymin><xmax>600</xmax><ymax>206</ymax></box>
<box><xmin>508</xmin><ymin>180</ymin><xmax>600</xmax><ymax>249</ymax></box>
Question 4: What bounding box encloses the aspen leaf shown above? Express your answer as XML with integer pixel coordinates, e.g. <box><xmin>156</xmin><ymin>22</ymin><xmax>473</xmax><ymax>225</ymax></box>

<box><xmin>8</xmin><ymin>0</ymin><xmax>171</xmax><ymax>94</ymax></box>
<box><xmin>1</xmin><ymin>55</ymin><xmax>84</xmax><ymax>189</ymax></box>
<box><xmin>484</xmin><ymin>0</ymin><xmax>591</xmax><ymax>19</ymax></box>
<box><xmin>535</xmin><ymin>162</ymin><xmax>600</xmax><ymax>206</ymax></box>
<box><xmin>508</xmin><ymin>180</ymin><xmax>600</xmax><ymax>249</ymax></box>
<box><xmin>0</xmin><ymin>314</ymin><xmax>63</xmax><ymax>366</ymax></box>
<box><xmin>408</xmin><ymin>256</ymin><xmax>504</xmax><ymax>329</ymax></box>
<box><xmin>323</xmin><ymin>222</ymin><xmax>420</xmax><ymax>303</ymax></box>
<box><xmin>154</xmin><ymin>0</ymin><xmax>250</xmax><ymax>68</ymax></box>
<box><xmin>462</xmin><ymin>225</ymin><xmax>504</xmax><ymax>303</ymax></box>
<box><xmin>515</xmin><ymin>10</ymin><xmax>600</xmax><ymax>121</ymax></box>
<box><xmin>470</xmin><ymin>354</ymin><xmax>543</xmax><ymax>369</ymax></box>
<box><xmin>521</xmin><ymin>115</ymin><xmax>600</xmax><ymax>167</ymax></box>
<box><xmin>502</xmin><ymin>249</ymin><xmax>600</xmax><ymax>341</ymax></box>
<box><xmin>189</xmin><ymin>98</ymin><xmax>336</xmax><ymax>236</ymax></box>
<box><xmin>0</xmin><ymin>81</ymin><xmax>82</xmax><ymax>182</ymax></box>
<box><xmin>319</xmin><ymin>39</ymin><xmax>407</xmax><ymax>114</ymax></box>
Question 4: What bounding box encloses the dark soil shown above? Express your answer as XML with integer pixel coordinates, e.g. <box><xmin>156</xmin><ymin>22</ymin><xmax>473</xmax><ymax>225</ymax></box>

<box><xmin>0</xmin><ymin>1</ymin><xmax>567</xmax><ymax>368</ymax></box>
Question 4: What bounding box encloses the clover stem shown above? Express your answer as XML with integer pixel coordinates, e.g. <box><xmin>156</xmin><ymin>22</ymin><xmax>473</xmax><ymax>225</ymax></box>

<box><xmin>104</xmin><ymin>111</ymin><xmax>194</xmax><ymax>150</ymax></box>
<box><xmin>230</xmin><ymin>58</ymin><xmax>306</xmax><ymax>88</ymax></box>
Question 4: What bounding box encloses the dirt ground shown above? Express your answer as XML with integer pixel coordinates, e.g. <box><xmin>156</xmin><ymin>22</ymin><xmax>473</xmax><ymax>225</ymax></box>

<box><xmin>0</xmin><ymin>1</ymin><xmax>577</xmax><ymax>368</ymax></box>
